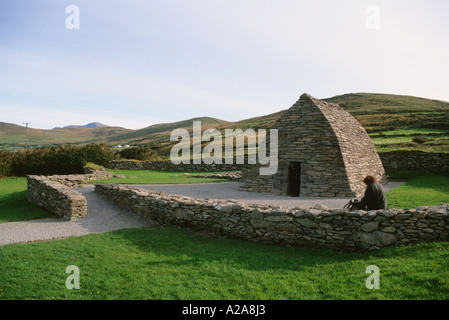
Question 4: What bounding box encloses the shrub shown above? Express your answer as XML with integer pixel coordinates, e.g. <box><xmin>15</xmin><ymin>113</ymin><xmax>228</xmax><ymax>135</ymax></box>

<box><xmin>78</xmin><ymin>143</ymin><xmax>115</xmax><ymax>167</ymax></box>
<box><xmin>0</xmin><ymin>150</ymin><xmax>14</xmax><ymax>178</ymax></box>
<box><xmin>118</xmin><ymin>146</ymin><xmax>159</xmax><ymax>161</ymax></box>
<box><xmin>412</xmin><ymin>136</ymin><xmax>431</xmax><ymax>144</ymax></box>
<box><xmin>0</xmin><ymin>143</ymin><xmax>115</xmax><ymax>177</ymax></box>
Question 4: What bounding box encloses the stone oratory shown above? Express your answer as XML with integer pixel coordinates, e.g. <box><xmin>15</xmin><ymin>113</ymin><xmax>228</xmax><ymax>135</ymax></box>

<box><xmin>240</xmin><ymin>93</ymin><xmax>386</xmax><ymax>197</ymax></box>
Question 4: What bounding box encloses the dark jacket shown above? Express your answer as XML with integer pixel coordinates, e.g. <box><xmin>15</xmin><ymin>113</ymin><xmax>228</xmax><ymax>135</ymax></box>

<box><xmin>360</xmin><ymin>182</ymin><xmax>387</xmax><ymax>210</ymax></box>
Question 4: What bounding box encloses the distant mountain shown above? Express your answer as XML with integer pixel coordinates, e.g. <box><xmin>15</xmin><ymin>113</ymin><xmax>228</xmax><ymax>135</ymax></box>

<box><xmin>53</xmin><ymin>122</ymin><xmax>108</xmax><ymax>129</ymax></box>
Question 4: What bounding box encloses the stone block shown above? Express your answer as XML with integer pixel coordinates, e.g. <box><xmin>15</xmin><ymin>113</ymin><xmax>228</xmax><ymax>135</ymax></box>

<box><xmin>361</xmin><ymin>222</ymin><xmax>379</xmax><ymax>232</ymax></box>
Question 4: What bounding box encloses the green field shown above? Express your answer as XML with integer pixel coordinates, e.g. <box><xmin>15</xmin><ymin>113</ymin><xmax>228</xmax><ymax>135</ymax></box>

<box><xmin>369</xmin><ymin>128</ymin><xmax>449</xmax><ymax>152</ymax></box>
<box><xmin>0</xmin><ymin>227</ymin><xmax>448</xmax><ymax>300</ymax></box>
<box><xmin>370</xmin><ymin>128</ymin><xmax>447</xmax><ymax>136</ymax></box>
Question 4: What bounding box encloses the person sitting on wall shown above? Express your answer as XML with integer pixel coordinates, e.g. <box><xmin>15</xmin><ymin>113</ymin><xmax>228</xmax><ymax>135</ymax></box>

<box><xmin>360</xmin><ymin>175</ymin><xmax>388</xmax><ymax>210</ymax></box>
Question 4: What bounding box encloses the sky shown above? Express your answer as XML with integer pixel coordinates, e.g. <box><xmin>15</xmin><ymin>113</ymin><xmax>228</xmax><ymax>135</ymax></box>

<box><xmin>0</xmin><ymin>0</ymin><xmax>448</xmax><ymax>129</ymax></box>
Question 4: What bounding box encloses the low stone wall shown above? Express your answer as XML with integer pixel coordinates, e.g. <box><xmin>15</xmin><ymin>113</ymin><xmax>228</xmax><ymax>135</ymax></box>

<box><xmin>43</xmin><ymin>168</ymin><xmax>115</xmax><ymax>187</ymax></box>
<box><xmin>191</xmin><ymin>171</ymin><xmax>242</xmax><ymax>181</ymax></box>
<box><xmin>107</xmin><ymin>159</ymin><xmax>250</xmax><ymax>172</ymax></box>
<box><xmin>94</xmin><ymin>184</ymin><xmax>449</xmax><ymax>252</ymax></box>
<box><xmin>27</xmin><ymin>175</ymin><xmax>87</xmax><ymax>220</ymax></box>
<box><xmin>379</xmin><ymin>151</ymin><xmax>449</xmax><ymax>173</ymax></box>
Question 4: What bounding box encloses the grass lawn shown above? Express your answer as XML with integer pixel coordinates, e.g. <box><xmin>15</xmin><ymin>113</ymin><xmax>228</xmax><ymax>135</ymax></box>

<box><xmin>386</xmin><ymin>173</ymin><xmax>449</xmax><ymax>209</ymax></box>
<box><xmin>1</xmin><ymin>170</ymin><xmax>448</xmax><ymax>300</ymax></box>
<box><xmin>0</xmin><ymin>227</ymin><xmax>448</xmax><ymax>300</ymax></box>
<box><xmin>0</xmin><ymin>177</ymin><xmax>51</xmax><ymax>223</ymax></box>
<box><xmin>88</xmin><ymin>169</ymin><xmax>231</xmax><ymax>184</ymax></box>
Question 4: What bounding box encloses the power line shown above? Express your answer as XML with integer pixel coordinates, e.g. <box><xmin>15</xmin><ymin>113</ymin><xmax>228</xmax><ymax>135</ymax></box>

<box><xmin>23</xmin><ymin>122</ymin><xmax>31</xmax><ymax>151</ymax></box>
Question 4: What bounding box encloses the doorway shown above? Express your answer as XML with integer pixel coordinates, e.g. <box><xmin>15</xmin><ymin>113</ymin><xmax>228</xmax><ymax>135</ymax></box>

<box><xmin>288</xmin><ymin>161</ymin><xmax>301</xmax><ymax>197</ymax></box>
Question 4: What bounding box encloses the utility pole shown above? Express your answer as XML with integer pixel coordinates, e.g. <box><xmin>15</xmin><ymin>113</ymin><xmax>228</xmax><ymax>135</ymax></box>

<box><xmin>23</xmin><ymin>122</ymin><xmax>31</xmax><ymax>151</ymax></box>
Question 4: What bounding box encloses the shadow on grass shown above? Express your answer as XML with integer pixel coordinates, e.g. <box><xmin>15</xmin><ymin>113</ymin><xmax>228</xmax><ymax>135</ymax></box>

<box><xmin>104</xmin><ymin>226</ymin><xmax>449</xmax><ymax>273</ymax></box>
<box><xmin>1</xmin><ymin>225</ymin><xmax>448</xmax><ymax>300</ymax></box>
<box><xmin>0</xmin><ymin>190</ymin><xmax>51</xmax><ymax>223</ymax></box>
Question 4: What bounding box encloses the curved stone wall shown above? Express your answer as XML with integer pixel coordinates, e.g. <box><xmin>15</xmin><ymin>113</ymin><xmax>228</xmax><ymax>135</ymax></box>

<box><xmin>27</xmin><ymin>175</ymin><xmax>87</xmax><ymax>220</ymax></box>
<box><xmin>26</xmin><ymin>168</ymin><xmax>115</xmax><ymax>220</ymax></box>
<box><xmin>94</xmin><ymin>183</ymin><xmax>449</xmax><ymax>252</ymax></box>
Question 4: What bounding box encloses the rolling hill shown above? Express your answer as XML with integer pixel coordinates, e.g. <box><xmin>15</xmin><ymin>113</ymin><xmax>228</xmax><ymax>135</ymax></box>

<box><xmin>324</xmin><ymin>93</ymin><xmax>449</xmax><ymax>132</ymax></box>
<box><xmin>1</xmin><ymin>93</ymin><xmax>448</xmax><ymax>154</ymax></box>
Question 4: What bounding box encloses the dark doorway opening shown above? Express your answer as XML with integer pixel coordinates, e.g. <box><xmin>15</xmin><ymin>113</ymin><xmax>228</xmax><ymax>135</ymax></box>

<box><xmin>288</xmin><ymin>162</ymin><xmax>301</xmax><ymax>197</ymax></box>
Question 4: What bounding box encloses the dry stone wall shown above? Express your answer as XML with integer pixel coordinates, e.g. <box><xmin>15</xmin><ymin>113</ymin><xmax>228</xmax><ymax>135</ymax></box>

<box><xmin>94</xmin><ymin>183</ymin><xmax>449</xmax><ymax>252</ymax></box>
<box><xmin>379</xmin><ymin>151</ymin><xmax>449</xmax><ymax>173</ymax></box>
<box><xmin>190</xmin><ymin>171</ymin><xmax>242</xmax><ymax>181</ymax></box>
<box><xmin>27</xmin><ymin>175</ymin><xmax>87</xmax><ymax>220</ymax></box>
<box><xmin>107</xmin><ymin>159</ymin><xmax>251</xmax><ymax>172</ymax></box>
<box><xmin>43</xmin><ymin>169</ymin><xmax>115</xmax><ymax>188</ymax></box>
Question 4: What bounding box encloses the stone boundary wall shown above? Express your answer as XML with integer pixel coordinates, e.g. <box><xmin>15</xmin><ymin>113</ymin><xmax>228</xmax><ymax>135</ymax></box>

<box><xmin>379</xmin><ymin>151</ymin><xmax>449</xmax><ymax>173</ymax></box>
<box><xmin>107</xmin><ymin>159</ymin><xmax>251</xmax><ymax>172</ymax></box>
<box><xmin>27</xmin><ymin>175</ymin><xmax>87</xmax><ymax>220</ymax></box>
<box><xmin>94</xmin><ymin>184</ymin><xmax>449</xmax><ymax>252</ymax></box>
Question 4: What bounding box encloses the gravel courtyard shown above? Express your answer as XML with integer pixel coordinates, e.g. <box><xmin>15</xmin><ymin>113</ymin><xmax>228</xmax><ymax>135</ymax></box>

<box><xmin>132</xmin><ymin>181</ymin><xmax>405</xmax><ymax>209</ymax></box>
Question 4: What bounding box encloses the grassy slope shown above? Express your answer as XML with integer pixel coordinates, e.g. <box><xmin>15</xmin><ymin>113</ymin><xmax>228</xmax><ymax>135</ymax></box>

<box><xmin>0</xmin><ymin>227</ymin><xmax>448</xmax><ymax>300</ymax></box>
<box><xmin>324</xmin><ymin>92</ymin><xmax>449</xmax><ymax>132</ymax></box>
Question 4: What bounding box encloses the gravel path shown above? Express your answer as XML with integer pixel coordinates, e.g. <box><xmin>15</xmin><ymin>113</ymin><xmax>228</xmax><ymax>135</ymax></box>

<box><xmin>0</xmin><ymin>181</ymin><xmax>405</xmax><ymax>247</ymax></box>
<box><xmin>0</xmin><ymin>186</ymin><xmax>153</xmax><ymax>247</ymax></box>
<box><xmin>132</xmin><ymin>181</ymin><xmax>406</xmax><ymax>209</ymax></box>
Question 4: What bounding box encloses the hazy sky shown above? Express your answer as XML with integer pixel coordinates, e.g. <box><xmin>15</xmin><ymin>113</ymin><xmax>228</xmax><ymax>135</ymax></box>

<box><xmin>1</xmin><ymin>0</ymin><xmax>448</xmax><ymax>129</ymax></box>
